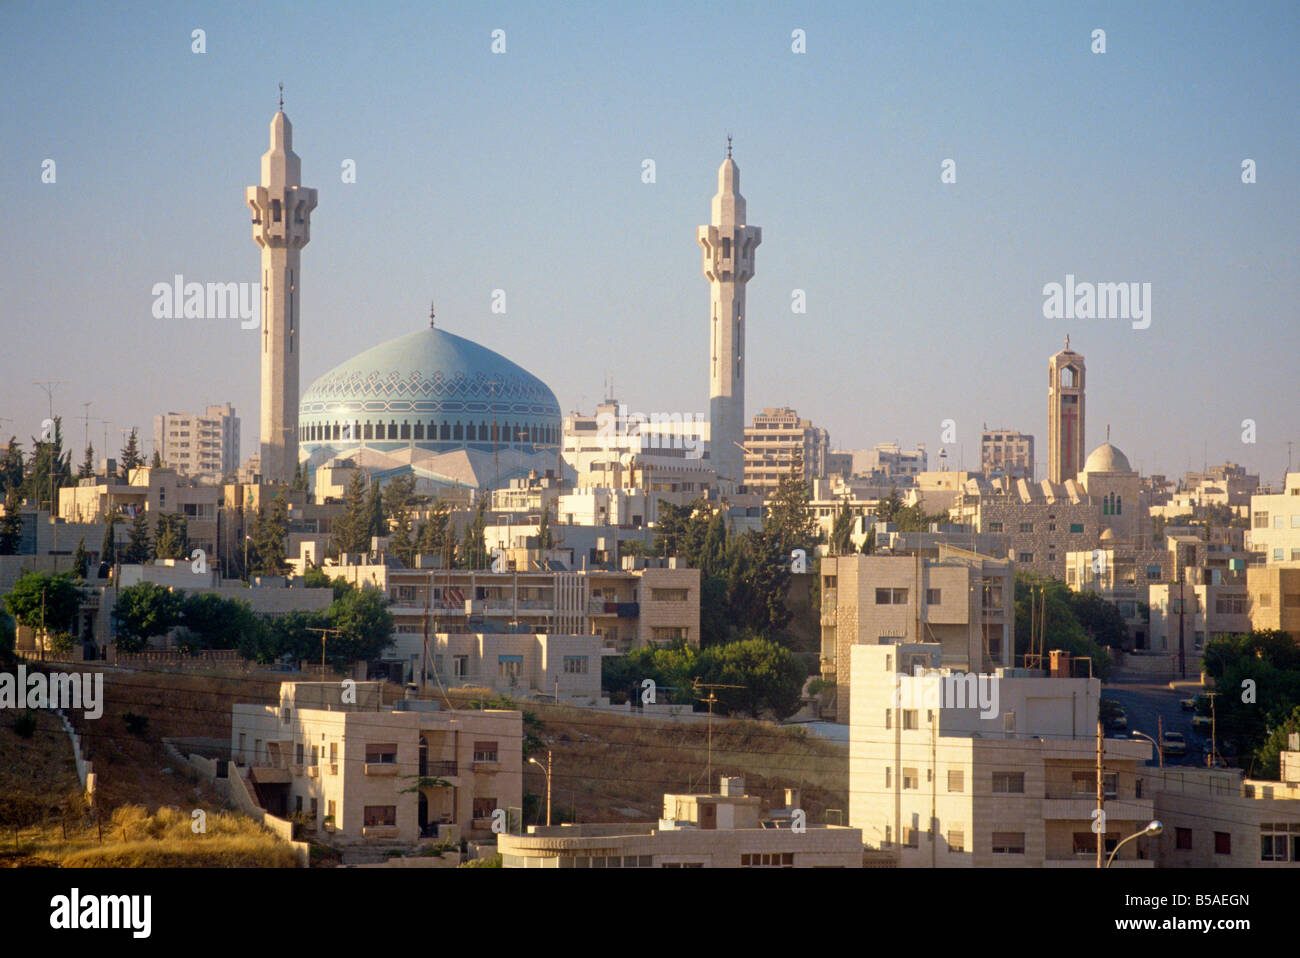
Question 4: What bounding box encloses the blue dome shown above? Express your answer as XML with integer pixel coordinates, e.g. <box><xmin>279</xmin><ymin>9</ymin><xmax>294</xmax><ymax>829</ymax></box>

<box><xmin>298</xmin><ymin>326</ymin><xmax>561</xmax><ymax>453</ymax></box>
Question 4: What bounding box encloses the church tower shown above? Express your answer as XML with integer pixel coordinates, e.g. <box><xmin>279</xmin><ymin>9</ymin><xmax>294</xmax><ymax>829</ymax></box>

<box><xmin>698</xmin><ymin>140</ymin><xmax>761</xmax><ymax>487</ymax></box>
<box><xmin>1048</xmin><ymin>338</ymin><xmax>1086</xmax><ymax>483</ymax></box>
<box><xmin>246</xmin><ymin>97</ymin><xmax>316</xmax><ymax>484</ymax></box>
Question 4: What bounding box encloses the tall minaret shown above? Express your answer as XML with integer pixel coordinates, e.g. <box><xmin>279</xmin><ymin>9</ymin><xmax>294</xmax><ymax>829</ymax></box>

<box><xmin>246</xmin><ymin>93</ymin><xmax>317</xmax><ymax>484</ymax></box>
<box><xmin>698</xmin><ymin>138</ymin><xmax>761</xmax><ymax>486</ymax></box>
<box><xmin>1048</xmin><ymin>337</ymin><xmax>1086</xmax><ymax>483</ymax></box>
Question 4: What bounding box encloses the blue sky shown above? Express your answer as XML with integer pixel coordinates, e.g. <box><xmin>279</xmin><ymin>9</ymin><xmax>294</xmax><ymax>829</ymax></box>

<box><xmin>2</xmin><ymin>1</ymin><xmax>1297</xmax><ymax>481</ymax></box>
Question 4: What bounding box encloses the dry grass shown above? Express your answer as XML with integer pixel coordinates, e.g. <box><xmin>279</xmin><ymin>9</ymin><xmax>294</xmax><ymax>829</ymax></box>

<box><xmin>4</xmin><ymin>804</ymin><xmax>297</xmax><ymax>868</ymax></box>
<box><xmin>437</xmin><ymin>686</ymin><xmax>849</xmax><ymax>825</ymax></box>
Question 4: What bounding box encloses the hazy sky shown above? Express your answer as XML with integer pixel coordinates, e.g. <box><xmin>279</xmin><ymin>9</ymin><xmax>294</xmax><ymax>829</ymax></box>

<box><xmin>2</xmin><ymin>1</ymin><xmax>1297</xmax><ymax>483</ymax></box>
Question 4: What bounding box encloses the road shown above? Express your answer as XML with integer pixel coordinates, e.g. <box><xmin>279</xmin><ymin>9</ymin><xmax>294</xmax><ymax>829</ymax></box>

<box><xmin>1102</xmin><ymin>676</ymin><xmax>1220</xmax><ymax>768</ymax></box>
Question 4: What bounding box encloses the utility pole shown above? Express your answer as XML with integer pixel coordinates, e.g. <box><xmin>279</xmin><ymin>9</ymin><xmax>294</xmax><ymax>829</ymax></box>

<box><xmin>1205</xmin><ymin>691</ymin><xmax>1220</xmax><ymax>767</ymax></box>
<box><xmin>1176</xmin><ymin>570</ymin><xmax>1186</xmax><ymax>679</ymax></box>
<box><xmin>1096</xmin><ymin>719</ymin><xmax>1104</xmax><ymax>869</ymax></box>
<box><xmin>692</xmin><ymin>679</ymin><xmax>744</xmax><ymax>788</ymax></box>
<box><xmin>305</xmin><ymin>627</ymin><xmax>342</xmax><ymax>678</ymax></box>
<box><xmin>421</xmin><ymin>571</ymin><xmax>432</xmax><ymax>692</ymax></box>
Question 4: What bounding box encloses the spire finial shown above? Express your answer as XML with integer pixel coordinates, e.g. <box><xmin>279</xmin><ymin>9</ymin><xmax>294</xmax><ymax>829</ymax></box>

<box><xmin>726</xmin><ymin>134</ymin><xmax>733</xmax><ymax>159</ymax></box>
<box><xmin>278</xmin><ymin>82</ymin><xmax>284</xmax><ymax>112</ymax></box>
<box><xmin>429</xmin><ymin>299</ymin><xmax>436</xmax><ymax>328</ymax></box>
<box><xmin>1107</xmin><ymin>424</ymin><xmax>1111</xmax><ymax>442</ymax></box>
<box><xmin>1065</xmin><ymin>333</ymin><xmax>1070</xmax><ymax>350</ymax></box>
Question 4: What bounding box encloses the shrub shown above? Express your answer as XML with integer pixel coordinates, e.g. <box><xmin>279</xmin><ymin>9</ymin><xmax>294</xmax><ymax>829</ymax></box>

<box><xmin>11</xmin><ymin>711</ymin><xmax>37</xmax><ymax>739</ymax></box>
<box><xmin>122</xmin><ymin>712</ymin><xmax>149</xmax><ymax>737</ymax></box>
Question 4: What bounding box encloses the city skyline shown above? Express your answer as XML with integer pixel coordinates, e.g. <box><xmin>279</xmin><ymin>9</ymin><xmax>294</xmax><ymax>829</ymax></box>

<box><xmin>2</xmin><ymin>1</ymin><xmax>1297</xmax><ymax>483</ymax></box>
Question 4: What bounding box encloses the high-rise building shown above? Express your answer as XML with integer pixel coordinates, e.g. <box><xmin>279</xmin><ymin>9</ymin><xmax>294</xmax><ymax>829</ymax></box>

<box><xmin>247</xmin><ymin>102</ymin><xmax>317</xmax><ymax>484</ymax></box>
<box><xmin>153</xmin><ymin>403</ymin><xmax>240</xmax><ymax>482</ymax></box>
<box><xmin>742</xmin><ymin>407</ymin><xmax>828</xmax><ymax>498</ymax></box>
<box><xmin>980</xmin><ymin>428</ymin><xmax>1034</xmax><ymax>480</ymax></box>
<box><xmin>1048</xmin><ymin>338</ymin><xmax>1086</xmax><ymax>484</ymax></box>
<box><xmin>698</xmin><ymin>141</ymin><xmax>760</xmax><ymax>486</ymax></box>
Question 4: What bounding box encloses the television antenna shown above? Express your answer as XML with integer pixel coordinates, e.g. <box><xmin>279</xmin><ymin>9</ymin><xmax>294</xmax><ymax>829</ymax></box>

<box><xmin>692</xmin><ymin>677</ymin><xmax>745</xmax><ymax>788</ymax></box>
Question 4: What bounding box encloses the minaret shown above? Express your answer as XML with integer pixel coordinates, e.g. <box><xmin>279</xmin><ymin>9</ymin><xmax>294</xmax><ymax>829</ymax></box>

<box><xmin>1048</xmin><ymin>337</ymin><xmax>1086</xmax><ymax>483</ymax></box>
<box><xmin>246</xmin><ymin>92</ymin><xmax>317</xmax><ymax>484</ymax></box>
<box><xmin>698</xmin><ymin>138</ymin><xmax>761</xmax><ymax>486</ymax></box>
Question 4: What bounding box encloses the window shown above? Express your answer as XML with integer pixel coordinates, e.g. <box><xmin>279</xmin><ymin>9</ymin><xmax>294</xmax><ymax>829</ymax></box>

<box><xmin>875</xmin><ymin>588</ymin><xmax>908</xmax><ymax>605</ymax></box>
<box><xmin>363</xmin><ymin>806</ymin><xmax>396</xmax><ymax>827</ymax></box>
<box><xmin>651</xmin><ymin>588</ymin><xmax>689</xmax><ymax>601</ymax></box>
<box><xmin>992</xmin><ymin>832</ymin><xmax>1025</xmax><ymax>854</ymax></box>
<box><xmin>1259</xmin><ymin>593</ymin><xmax>1272</xmax><ymax>609</ymax></box>
<box><xmin>884</xmin><ymin>709</ymin><xmax>892</xmax><ymax>730</ymax></box>
<box><xmin>1275</xmin><ymin>549</ymin><xmax>1285</xmax><ymax>562</ymax></box>
<box><xmin>295</xmin><ymin>743</ymin><xmax>304</xmax><ymax>764</ymax></box>
<box><xmin>988</xmin><ymin>522</ymin><xmax>1003</xmax><ymax>533</ymax></box>
<box><xmin>472</xmin><ymin>797</ymin><xmax>497</xmax><ymax>819</ymax></box>
<box><xmin>902</xmin><ymin>710</ymin><xmax>918</xmax><ymax>730</ymax></box>
<box><xmin>652</xmin><ymin>626</ymin><xmax>689</xmax><ymax>643</ymax></box>
<box><xmin>948</xmin><ymin>770</ymin><xmax>964</xmax><ymax>792</ymax></box>
<box><xmin>1293</xmin><ymin>515</ymin><xmax>1300</xmax><ymax>528</ymax></box>
<box><xmin>902</xmin><ymin>768</ymin><xmax>919</xmax><ymax>790</ymax></box>
<box><xmin>1215</xmin><ymin>595</ymin><xmax>1246</xmax><ymax>614</ymax></box>
<box><xmin>1176</xmin><ymin>827</ymin><xmax>1193</xmax><ymax>850</ymax></box>
<box><xmin>948</xmin><ymin>829</ymin><xmax>965</xmax><ymax>853</ymax></box>
<box><xmin>1214</xmin><ymin>831</ymin><xmax>1231</xmax><ymax>855</ymax></box>
<box><xmin>741</xmin><ymin>852</ymin><xmax>794</xmax><ymax>867</ymax></box>
<box><xmin>1018</xmin><ymin>522</ymin><xmax>1033</xmax><ymax>533</ymax></box>
<box><xmin>926</xmin><ymin>588</ymin><xmax>942</xmax><ymax>605</ymax></box>
<box><xmin>474</xmin><ymin>741</ymin><xmax>499</xmax><ymax>763</ymax></box>
<box><xmin>365</xmin><ymin>743</ymin><xmax>397</xmax><ymax>765</ymax></box>
<box><xmin>452</xmin><ymin>655</ymin><xmax>468</xmax><ymax>677</ymax></box>
<box><xmin>563</xmin><ymin>655</ymin><xmax>588</xmax><ymax>674</ymax></box>
<box><xmin>1276</xmin><ymin>516</ymin><xmax>1286</xmax><ymax>529</ymax></box>
<box><xmin>1017</xmin><ymin>553</ymin><xmax>1034</xmax><ymax>564</ymax></box>
<box><xmin>884</xmin><ymin>767</ymin><xmax>891</xmax><ymax>787</ymax></box>
<box><xmin>498</xmin><ymin>654</ymin><xmax>522</xmax><ymax>678</ymax></box>
<box><xmin>1254</xmin><ymin>512</ymin><xmax>1269</xmax><ymax>529</ymax></box>
<box><xmin>992</xmin><ymin>772</ymin><xmax>1024</xmax><ymax>794</ymax></box>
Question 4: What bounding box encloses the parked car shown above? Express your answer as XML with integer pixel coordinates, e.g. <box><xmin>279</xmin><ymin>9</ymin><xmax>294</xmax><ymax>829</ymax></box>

<box><xmin>1101</xmin><ymin>699</ymin><xmax>1127</xmax><ymax>731</ymax></box>
<box><xmin>1179</xmin><ymin>696</ymin><xmax>1200</xmax><ymax>711</ymax></box>
<box><xmin>1161</xmin><ymin>731</ymin><xmax>1187</xmax><ymax>756</ymax></box>
<box><xmin>1191</xmin><ymin>714</ymin><xmax>1212</xmax><ymax>733</ymax></box>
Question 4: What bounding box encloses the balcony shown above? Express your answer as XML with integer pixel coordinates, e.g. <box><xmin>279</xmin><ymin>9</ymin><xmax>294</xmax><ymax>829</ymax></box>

<box><xmin>422</xmin><ymin>760</ymin><xmax>458</xmax><ymax>777</ymax></box>
<box><xmin>472</xmin><ymin>759</ymin><xmax>500</xmax><ymax>773</ymax></box>
<box><xmin>364</xmin><ymin>762</ymin><xmax>399</xmax><ymax>776</ymax></box>
<box><xmin>327</xmin><ymin>763</ymin><xmax>339</xmax><ymax>776</ymax></box>
<box><xmin>307</xmin><ymin>766</ymin><xmax>319</xmax><ymax>779</ymax></box>
<box><xmin>1042</xmin><ymin>797</ymin><xmax>1152</xmax><ymax>821</ymax></box>
<box><xmin>362</xmin><ymin>825</ymin><xmax>400</xmax><ymax>838</ymax></box>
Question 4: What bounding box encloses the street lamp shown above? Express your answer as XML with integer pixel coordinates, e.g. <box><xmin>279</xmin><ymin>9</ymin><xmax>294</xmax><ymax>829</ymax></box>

<box><xmin>1130</xmin><ymin>730</ymin><xmax>1163</xmax><ymax>768</ymax></box>
<box><xmin>1106</xmin><ymin>820</ymin><xmax>1162</xmax><ymax>868</ymax></box>
<box><xmin>527</xmin><ymin>749</ymin><xmax>552</xmax><ymax>826</ymax></box>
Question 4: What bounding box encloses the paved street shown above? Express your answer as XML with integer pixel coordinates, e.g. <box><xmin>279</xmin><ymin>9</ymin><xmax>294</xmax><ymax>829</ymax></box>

<box><xmin>1102</xmin><ymin>675</ymin><xmax>1219</xmax><ymax>768</ymax></box>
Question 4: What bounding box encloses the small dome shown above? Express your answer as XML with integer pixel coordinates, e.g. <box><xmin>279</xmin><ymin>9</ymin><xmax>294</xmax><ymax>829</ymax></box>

<box><xmin>1099</xmin><ymin>528</ymin><xmax>1116</xmax><ymax>541</ymax></box>
<box><xmin>1083</xmin><ymin>442</ymin><xmax>1133</xmax><ymax>474</ymax></box>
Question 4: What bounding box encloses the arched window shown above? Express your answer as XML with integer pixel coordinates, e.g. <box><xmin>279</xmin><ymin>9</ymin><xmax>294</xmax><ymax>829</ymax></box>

<box><xmin>454</xmin><ymin>423</ymin><xmax>463</xmax><ymax>441</ymax></box>
<box><xmin>440</xmin><ymin>422</ymin><xmax>450</xmax><ymax>441</ymax></box>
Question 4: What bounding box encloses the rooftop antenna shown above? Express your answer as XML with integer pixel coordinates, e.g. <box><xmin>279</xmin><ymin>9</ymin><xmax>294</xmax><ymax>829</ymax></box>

<box><xmin>692</xmin><ymin>677</ymin><xmax>744</xmax><ymax>789</ymax></box>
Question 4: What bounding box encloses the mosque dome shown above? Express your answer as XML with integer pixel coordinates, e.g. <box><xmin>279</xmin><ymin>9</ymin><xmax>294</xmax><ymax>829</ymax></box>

<box><xmin>1082</xmin><ymin>442</ymin><xmax>1133</xmax><ymax>474</ymax></box>
<box><xmin>298</xmin><ymin>325</ymin><xmax>561</xmax><ymax>454</ymax></box>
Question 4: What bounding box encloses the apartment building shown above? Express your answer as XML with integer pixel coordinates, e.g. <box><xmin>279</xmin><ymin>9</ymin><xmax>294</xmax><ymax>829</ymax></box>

<box><xmin>1245</xmin><ymin>473</ymin><xmax>1300</xmax><ymax>564</ymax></box>
<box><xmin>59</xmin><ymin>465</ymin><xmax>220</xmax><ymax>560</ymax></box>
<box><xmin>950</xmin><ymin>475</ymin><xmax>1100</xmax><ymax>579</ymax></box>
<box><xmin>980</xmin><ymin>429</ymin><xmax>1034</xmax><ymax>480</ymax></box>
<box><xmin>1148</xmin><ymin>581</ymin><xmax>1251</xmax><ymax>660</ymax></box>
<box><xmin>850</xmin><ymin>443</ymin><xmax>928</xmax><ymax>481</ymax></box>
<box><xmin>153</xmin><ymin>403</ymin><xmax>240</xmax><ymax>483</ymax></box>
<box><xmin>375</xmin><ymin>631</ymin><xmax>603</xmax><ymax>702</ymax></box>
<box><xmin>325</xmin><ymin>560</ymin><xmax>700</xmax><ymax>652</ymax></box>
<box><xmin>231</xmin><ymin>681</ymin><xmax>522</xmax><ymax>842</ymax></box>
<box><xmin>742</xmin><ymin>407</ymin><xmax>829</xmax><ymax>498</ymax></box>
<box><xmin>498</xmin><ymin>776</ymin><xmax>863</xmax><ymax>868</ymax></box>
<box><xmin>1245</xmin><ymin>566</ymin><xmax>1300</xmax><ymax>639</ymax></box>
<box><xmin>1141</xmin><ymin>738</ymin><xmax>1300</xmax><ymax>867</ymax></box>
<box><xmin>849</xmin><ymin>643</ymin><xmax>1155</xmax><ymax>867</ymax></box>
<box><xmin>820</xmin><ymin>547</ymin><xmax>1014</xmax><ymax>724</ymax></box>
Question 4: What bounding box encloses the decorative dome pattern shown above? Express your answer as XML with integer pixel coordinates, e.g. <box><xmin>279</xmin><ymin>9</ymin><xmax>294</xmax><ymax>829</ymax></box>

<box><xmin>299</xmin><ymin>326</ymin><xmax>561</xmax><ymax>454</ymax></box>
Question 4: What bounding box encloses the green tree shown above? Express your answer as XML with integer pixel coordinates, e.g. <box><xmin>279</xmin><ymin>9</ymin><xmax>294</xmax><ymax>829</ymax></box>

<box><xmin>72</xmin><ymin>537</ymin><xmax>90</xmax><ymax>579</ymax></box>
<box><xmin>537</xmin><ymin>502</ymin><xmax>553</xmax><ymax>550</ymax></box>
<box><xmin>390</xmin><ymin>505</ymin><xmax>414</xmax><ymax>567</ymax></box>
<box><xmin>77</xmin><ymin>443</ymin><xmax>95</xmax><ymax>480</ymax></box>
<box><xmin>695</xmin><ymin>634</ymin><xmax>807</xmax><ymax>720</ymax></box>
<box><xmin>1064</xmin><ymin>589</ymin><xmax>1129</xmax><ymax>649</ymax></box>
<box><xmin>3</xmin><ymin>570</ymin><xmax>83</xmax><ymax>634</ymax></box>
<box><xmin>249</xmin><ymin>495</ymin><xmax>291</xmax><ymax>576</ymax></box>
<box><xmin>458</xmin><ymin>494</ymin><xmax>490</xmax><ymax>569</ymax></box>
<box><xmin>416</xmin><ymin>497</ymin><xmax>454</xmax><ymax>564</ymax></box>
<box><xmin>112</xmin><ymin>582</ymin><xmax>184</xmax><ymax>651</ymax></box>
<box><xmin>179</xmin><ymin>592</ymin><xmax>260</xmax><ymax>652</ymax></box>
<box><xmin>0</xmin><ymin>489</ymin><xmax>22</xmax><ymax>555</ymax></box>
<box><xmin>97</xmin><ymin>513</ymin><xmax>121</xmax><ymax>576</ymax></box>
<box><xmin>326</xmin><ymin>586</ymin><xmax>395</xmax><ymax>666</ymax></box>
<box><xmin>118</xmin><ymin>427</ymin><xmax>144</xmax><ymax>480</ymax></box>
<box><xmin>365</xmin><ymin>481</ymin><xmax>385</xmax><ymax>542</ymax></box>
<box><xmin>292</xmin><ymin>460</ymin><xmax>311</xmax><ymax>493</ymax></box>
<box><xmin>829</xmin><ymin>498</ymin><xmax>854</xmax><ymax>555</ymax></box>
<box><xmin>152</xmin><ymin>513</ymin><xmax>190</xmax><ymax>561</ymax></box>
<box><xmin>150</xmin><ymin>448</ymin><xmax>163</xmax><ymax>468</ymax></box>
<box><xmin>1013</xmin><ymin>573</ymin><xmax>1114</xmax><ymax>679</ymax></box>
<box><xmin>764</xmin><ymin>465</ymin><xmax>818</xmax><ymax>557</ymax></box>
<box><xmin>0</xmin><ymin>438</ymin><xmax>23</xmax><ymax>494</ymax></box>
<box><xmin>1253</xmin><ymin>706</ymin><xmax>1300</xmax><ymax>780</ymax></box>
<box><xmin>862</xmin><ymin>524</ymin><xmax>877</xmax><ymax>555</ymax></box>
<box><xmin>330</xmin><ymin>472</ymin><xmax>372</xmax><ymax>557</ymax></box>
<box><xmin>22</xmin><ymin>416</ymin><xmax>72</xmax><ymax>507</ymax></box>
<box><xmin>122</xmin><ymin>510</ymin><xmax>152</xmax><ymax>564</ymax></box>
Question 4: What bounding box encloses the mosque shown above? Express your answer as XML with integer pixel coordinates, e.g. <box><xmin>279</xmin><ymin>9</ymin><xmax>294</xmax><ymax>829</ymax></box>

<box><xmin>247</xmin><ymin>101</ymin><xmax>561</xmax><ymax>492</ymax></box>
